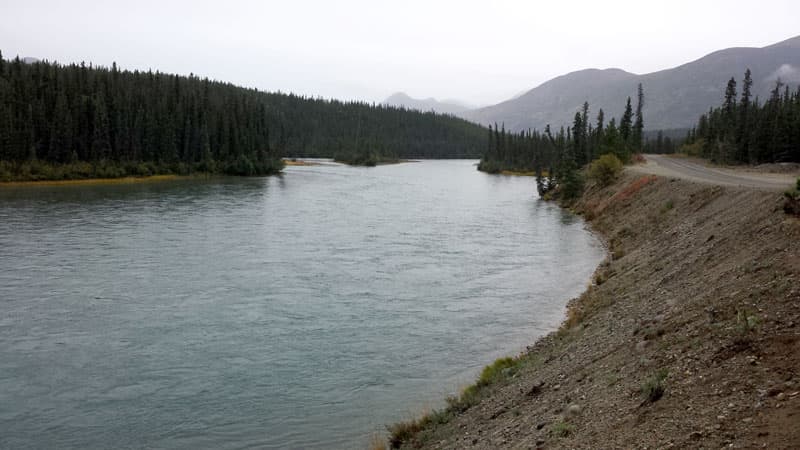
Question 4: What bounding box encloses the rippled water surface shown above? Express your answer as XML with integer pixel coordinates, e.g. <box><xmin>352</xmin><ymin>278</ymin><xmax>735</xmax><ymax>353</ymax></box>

<box><xmin>0</xmin><ymin>160</ymin><xmax>604</xmax><ymax>449</ymax></box>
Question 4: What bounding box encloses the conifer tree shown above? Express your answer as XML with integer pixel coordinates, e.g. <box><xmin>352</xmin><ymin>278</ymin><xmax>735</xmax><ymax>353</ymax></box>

<box><xmin>620</xmin><ymin>97</ymin><xmax>633</xmax><ymax>144</ymax></box>
<box><xmin>633</xmin><ymin>84</ymin><xmax>644</xmax><ymax>152</ymax></box>
<box><xmin>739</xmin><ymin>69</ymin><xmax>753</xmax><ymax>161</ymax></box>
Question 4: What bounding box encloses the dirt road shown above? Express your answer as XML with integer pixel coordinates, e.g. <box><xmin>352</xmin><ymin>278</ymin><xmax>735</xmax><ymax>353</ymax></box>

<box><xmin>631</xmin><ymin>154</ymin><xmax>797</xmax><ymax>191</ymax></box>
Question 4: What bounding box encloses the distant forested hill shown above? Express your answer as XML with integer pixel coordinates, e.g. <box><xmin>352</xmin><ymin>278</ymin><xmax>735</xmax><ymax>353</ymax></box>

<box><xmin>0</xmin><ymin>53</ymin><xmax>486</xmax><ymax>180</ymax></box>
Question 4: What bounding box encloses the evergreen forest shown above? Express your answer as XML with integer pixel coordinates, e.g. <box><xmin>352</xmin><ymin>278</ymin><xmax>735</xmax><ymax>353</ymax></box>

<box><xmin>683</xmin><ymin>69</ymin><xmax>800</xmax><ymax>164</ymax></box>
<box><xmin>478</xmin><ymin>84</ymin><xmax>646</xmax><ymax>198</ymax></box>
<box><xmin>0</xmin><ymin>53</ymin><xmax>487</xmax><ymax>181</ymax></box>
<box><xmin>479</xmin><ymin>85</ymin><xmax>645</xmax><ymax>173</ymax></box>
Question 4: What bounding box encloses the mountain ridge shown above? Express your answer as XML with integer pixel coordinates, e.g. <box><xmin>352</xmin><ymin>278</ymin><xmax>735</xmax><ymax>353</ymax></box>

<box><xmin>383</xmin><ymin>92</ymin><xmax>474</xmax><ymax>116</ymax></box>
<box><xmin>464</xmin><ymin>35</ymin><xmax>800</xmax><ymax>131</ymax></box>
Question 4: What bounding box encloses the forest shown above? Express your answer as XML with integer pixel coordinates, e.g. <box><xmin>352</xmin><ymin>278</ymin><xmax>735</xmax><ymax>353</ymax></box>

<box><xmin>478</xmin><ymin>84</ymin><xmax>646</xmax><ymax>198</ymax></box>
<box><xmin>682</xmin><ymin>69</ymin><xmax>800</xmax><ymax>164</ymax></box>
<box><xmin>479</xmin><ymin>85</ymin><xmax>645</xmax><ymax>173</ymax></box>
<box><xmin>0</xmin><ymin>52</ymin><xmax>487</xmax><ymax>181</ymax></box>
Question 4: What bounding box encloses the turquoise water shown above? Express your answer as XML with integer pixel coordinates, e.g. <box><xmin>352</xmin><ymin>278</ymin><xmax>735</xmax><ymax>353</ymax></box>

<box><xmin>0</xmin><ymin>160</ymin><xmax>604</xmax><ymax>449</ymax></box>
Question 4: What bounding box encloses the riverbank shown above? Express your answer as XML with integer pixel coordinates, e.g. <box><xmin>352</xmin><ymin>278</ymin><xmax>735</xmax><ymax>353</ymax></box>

<box><xmin>0</xmin><ymin>174</ymin><xmax>197</xmax><ymax>187</ymax></box>
<box><xmin>0</xmin><ymin>159</ymin><xmax>285</xmax><ymax>183</ymax></box>
<box><xmin>499</xmin><ymin>169</ymin><xmax>536</xmax><ymax>177</ymax></box>
<box><xmin>283</xmin><ymin>159</ymin><xmax>322</xmax><ymax>166</ymax></box>
<box><xmin>392</xmin><ymin>170</ymin><xmax>800</xmax><ymax>448</ymax></box>
<box><xmin>333</xmin><ymin>157</ymin><xmax>413</xmax><ymax>167</ymax></box>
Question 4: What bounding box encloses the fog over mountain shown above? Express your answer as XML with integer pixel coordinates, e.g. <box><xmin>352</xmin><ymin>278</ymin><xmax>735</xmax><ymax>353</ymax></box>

<box><xmin>465</xmin><ymin>35</ymin><xmax>800</xmax><ymax>132</ymax></box>
<box><xmin>383</xmin><ymin>92</ymin><xmax>475</xmax><ymax>116</ymax></box>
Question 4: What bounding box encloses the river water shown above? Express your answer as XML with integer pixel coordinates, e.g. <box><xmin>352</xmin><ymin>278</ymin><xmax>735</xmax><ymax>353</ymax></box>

<box><xmin>0</xmin><ymin>160</ymin><xmax>604</xmax><ymax>449</ymax></box>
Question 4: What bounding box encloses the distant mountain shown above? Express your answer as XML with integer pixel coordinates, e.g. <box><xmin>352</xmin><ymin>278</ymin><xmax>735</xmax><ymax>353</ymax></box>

<box><xmin>383</xmin><ymin>92</ymin><xmax>473</xmax><ymax>116</ymax></box>
<box><xmin>466</xmin><ymin>35</ymin><xmax>800</xmax><ymax>131</ymax></box>
<box><xmin>22</xmin><ymin>57</ymin><xmax>40</xmax><ymax>64</ymax></box>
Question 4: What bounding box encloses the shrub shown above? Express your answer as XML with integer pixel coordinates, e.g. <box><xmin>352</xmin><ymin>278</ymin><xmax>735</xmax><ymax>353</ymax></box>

<box><xmin>387</xmin><ymin>356</ymin><xmax>524</xmax><ymax>447</ymax></box>
<box><xmin>477</xmin><ymin>159</ymin><xmax>501</xmax><ymax>174</ymax></box>
<box><xmin>641</xmin><ymin>368</ymin><xmax>668</xmax><ymax>403</ymax></box>
<box><xmin>736</xmin><ymin>309</ymin><xmax>758</xmax><ymax>334</ymax></box>
<box><xmin>387</xmin><ymin>419</ymin><xmax>423</xmax><ymax>448</ymax></box>
<box><xmin>225</xmin><ymin>155</ymin><xmax>256</xmax><ymax>176</ymax></box>
<box><xmin>387</xmin><ymin>409</ymin><xmax>451</xmax><ymax>448</ymax></box>
<box><xmin>445</xmin><ymin>385</ymin><xmax>481</xmax><ymax>413</ymax></box>
<box><xmin>477</xmin><ymin>357</ymin><xmax>518</xmax><ymax>387</ymax></box>
<box><xmin>679</xmin><ymin>139</ymin><xmax>705</xmax><ymax>157</ymax></box>
<box><xmin>551</xmin><ymin>421</ymin><xmax>575</xmax><ymax>438</ymax></box>
<box><xmin>588</xmin><ymin>154</ymin><xmax>623</xmax><ymax>187</ymax></box>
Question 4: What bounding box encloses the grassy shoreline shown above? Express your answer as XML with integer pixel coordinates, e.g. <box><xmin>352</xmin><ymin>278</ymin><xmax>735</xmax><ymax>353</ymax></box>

<box><xmin>0</xmin><ymin>159</ymin><xmax>284</xmax><ymax>185</ymax></box>
<box><xmin>0</xmin><ymin>174</ymin><xmax>198</xmax><ymax>187</ymax></box>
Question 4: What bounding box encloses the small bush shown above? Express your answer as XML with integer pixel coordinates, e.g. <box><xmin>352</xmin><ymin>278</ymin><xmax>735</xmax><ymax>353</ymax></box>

<box><xmin>387</xmin><ymin>409</ymin><xmax>451</xmax><ymax>448</ymax></box>
<box><xmin>588</xmin><ymin>154</ymin><xmax>623</xmax><ymax>187</ymax></box>
<box><xmin>387</xmin><ymin>419</ymin><xmax>423</xmax><ymax>448</ymax></box>
<box><xmin>736</xmin><ymin>309</ymin><xmax>758</xmax><ymax>334</ymax></box>
<box><xmin>680</xmin><ymin>139</ymin><xmax>705</xmax><ymax>157</ymax></box>
<box><xmin>445</xmin><ymin>385</ymin><xmax>481</xmax><ymax>413</ymax></box>
<box><xmin>788</xmin><ymin>178</ymin><xmax>800</xmax><ymax>199</ymax></box>
<box><xmin>551</xmin><ymin>421</ymin><xmax>575</xmax><ymax>438</ymax></box>
<box><xmin>477</xmin><ymin>357</ymin><xmax>518</xmax><ymax>386</ymax></box>
<box><xmin>641</xmin><ymin>368</ymin><xmax>668</xmax><ymax>403</ymax></box>
<box><xmin>477</xmin><ymin>159</ymin><xmax>502</xmax><ymax>174</ymax></box>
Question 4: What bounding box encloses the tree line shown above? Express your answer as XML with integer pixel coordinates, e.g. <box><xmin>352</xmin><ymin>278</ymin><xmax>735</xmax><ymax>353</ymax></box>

<box><xmin>0</xmin><ymin>52</ymin><xmax>487</xmax><ymax>180</ymax></box>
<box><xmin>478</xmin><ymin>84</ymin><xmax>646</xmax><ymax>198</ymax></box>
<box><xmin>683</xmin><ymin>69</ymin><xmax>800</xmax><ymax>163</ymax></box>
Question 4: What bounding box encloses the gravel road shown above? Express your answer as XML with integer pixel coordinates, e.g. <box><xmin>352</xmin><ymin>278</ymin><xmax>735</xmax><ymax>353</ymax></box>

<box><xmin>631</xmin><ymin>154</ymin><xmax>797</xmax><ymax>191</ymax></box>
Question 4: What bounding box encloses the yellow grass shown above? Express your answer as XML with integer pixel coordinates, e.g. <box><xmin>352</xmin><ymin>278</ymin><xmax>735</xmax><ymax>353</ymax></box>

<box><xmin>282</xmin><ymin>159</ymin><xmax>320</xmax><ymax>166</ymax></box>
<box><xmin>499</xmin><ymin>170</ymin><xmax>536</xmax><ymax>177</ymax></box>
<box><xmin>0</xmin><ymin>174</ymin><xmax>186</xmax><ymax>187</ymax></box>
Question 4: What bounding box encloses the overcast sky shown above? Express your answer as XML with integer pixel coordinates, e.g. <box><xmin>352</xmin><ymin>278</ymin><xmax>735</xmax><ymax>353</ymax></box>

<box><xmin>2</xmin><ymin>0</ymin><xmax>799</xmax><ymax>106</ymax></box>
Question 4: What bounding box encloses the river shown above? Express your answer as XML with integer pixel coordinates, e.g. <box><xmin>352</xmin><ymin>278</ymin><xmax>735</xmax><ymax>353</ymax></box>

<box><xmin>0</xmin><ymin>160</ymin><xmax>604</xmax><ymax>449</ymax></box>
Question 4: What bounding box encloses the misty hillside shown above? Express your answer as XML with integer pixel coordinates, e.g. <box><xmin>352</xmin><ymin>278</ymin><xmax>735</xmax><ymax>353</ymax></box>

<box><xmin>466</xmin><ymin>35</ymin><xmax>800</xmax><ymax>131</ymax></box>
<box><xmin>383</xmin><ymin>92</ymin><xmax>472</xmax><ymax>116</ymax></box>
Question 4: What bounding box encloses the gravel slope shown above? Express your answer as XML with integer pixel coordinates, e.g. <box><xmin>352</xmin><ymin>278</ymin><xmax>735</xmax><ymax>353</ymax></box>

<box><xmin>399</xmin><ymin>171</ymin><xmax>800</xmax><ymax>449</ymax></box>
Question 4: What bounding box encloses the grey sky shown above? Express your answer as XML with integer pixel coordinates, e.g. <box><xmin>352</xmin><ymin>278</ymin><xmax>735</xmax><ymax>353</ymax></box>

<box><xmin>2</xmin><ymin>0</ymin><xmax>799</xmax><ymax>106</ymax></box>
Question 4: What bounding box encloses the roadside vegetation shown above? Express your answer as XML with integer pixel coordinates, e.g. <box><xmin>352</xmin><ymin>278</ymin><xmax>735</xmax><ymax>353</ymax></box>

<box><xmin>780</xmin><ymin>176</ymin><xmax>800</xmax><ymax>215</ymax></box>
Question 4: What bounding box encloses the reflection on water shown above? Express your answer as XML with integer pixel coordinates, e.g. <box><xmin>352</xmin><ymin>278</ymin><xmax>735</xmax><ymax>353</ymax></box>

<box><xmin>0</xmin><ymin>160</ymin><xmax>604</xmax><ymax>449</ymax></box>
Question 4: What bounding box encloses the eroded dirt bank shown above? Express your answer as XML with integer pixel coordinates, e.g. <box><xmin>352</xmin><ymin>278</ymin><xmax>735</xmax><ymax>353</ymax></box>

<box><xmin>402</xmin><ymin>171</ymin><xmax>800</xmax><ymax>449</ymax></box>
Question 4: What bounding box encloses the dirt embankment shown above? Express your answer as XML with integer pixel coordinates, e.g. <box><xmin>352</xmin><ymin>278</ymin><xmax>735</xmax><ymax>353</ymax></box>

<box><xmin>401</xmin><ymin>171</ymin><xmax>800</xmax><ymax>449</ymax></box>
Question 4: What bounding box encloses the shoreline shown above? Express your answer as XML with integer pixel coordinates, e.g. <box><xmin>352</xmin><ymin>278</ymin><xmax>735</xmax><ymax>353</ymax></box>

<box><xmin>283</xmin><ymin>159</ymin><xmax>322</xmax><ymax>167</ymax></box>
<box><xmin>0</xmin><ymin>174</ymin><xmax>196</xmax><ymax>187</ymax></box>
<box><xmin>333</xmin><ymin>158</ymin><xmax>415</xmax><ymax>167</ymax></box>
<box><xmin>499</xmin><ymin>169</ymin><xmax>536</xmax><ymax>177</ymax></box>
<box><xmin>390</xmin><ymin>170</ymin><xmax>800</xmax><ymax>449</ymax></box>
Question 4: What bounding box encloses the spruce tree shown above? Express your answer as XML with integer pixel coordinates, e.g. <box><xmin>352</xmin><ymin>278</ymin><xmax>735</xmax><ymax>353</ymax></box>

<box><xmin>633</xmin><ymin>84</ymin><xmax>644</xmax><ymax>152</ymax></box>
<box><xmin>738</xmin><ymin>69</ymin><xmax>753</xmax><ymax>161</ymax></box>
<box><xmin>620</xmin><ymin>97</ymin><xmax>633</xmax><ymax>143</ymax></box>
